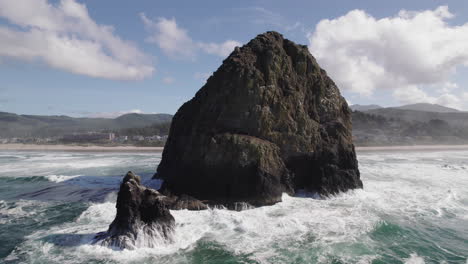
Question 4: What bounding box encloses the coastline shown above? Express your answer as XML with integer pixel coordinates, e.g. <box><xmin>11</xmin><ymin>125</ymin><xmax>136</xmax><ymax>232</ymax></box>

<box><xmin>0</xmin><ymin>144</ymin><xmax>163</xmax><ymax>152</ymax></box>
<box><xmin>356</xmin><ymin>144</ymin><xmax>468</xmax><ymax>152</ymax></box>
<box><xmin>2</xmin><ymin>143</ymin><xmax>468</xmax><ymax>152</ymax></box>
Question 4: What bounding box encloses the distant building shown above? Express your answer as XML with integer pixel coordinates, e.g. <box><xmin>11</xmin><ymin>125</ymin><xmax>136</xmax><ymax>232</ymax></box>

<box><xmin>61</xmin><ymin>132</ymin><xmax>115</xmax><ymax>143</ymax></box>
<box><xmin>114</xmin><ymin>136</ymin><xmax>128</xmax><ymax>143</ymax></box>
<box><xmin>132</xmin><ymin>135</ymin><xmax>144</xmax><ymax>141</ymax></box>
<box><xmin>146</xmin><ymin>135</ymin><xmax>162</xmax><ymax>141</ymax></box>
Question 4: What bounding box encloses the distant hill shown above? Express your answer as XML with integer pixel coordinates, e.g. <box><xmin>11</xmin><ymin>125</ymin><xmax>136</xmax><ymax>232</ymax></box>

<box><xmin>351</xmin><ymin>110</ymin><xmax>468</xmax><ymax>146</ymax></box>
<box><xmin>114</xmin><ymin>113</ymin><xmax>173</xmax><ymax>128</ymax></box>
<box><xmin>5</xmin><ymin>106</ymin><xmax>468</xmax><ymax>146</ymax></box>
<box><xmin>0</xmin><ymin>112</ymin><xmax>173</xmax><ymax>138</ymax></box>
<box><xmin>352</xmin><ymin>103</ymin><xmax>468</xmax><ymax>128</ymax></box>
<box><xmin>363</xmin><ymin>108</ymin><xmax>468</xmax><ymax>127</ymax></box>
<box><xmin>392</xmin><ymin>103</ymin><xmax>460</xmax><ymax>113</ymax></box>
<box><xmin>349</xmin><ymin>104</ymin><xmax>382</xmax><ymax>111</ymax></box>
<box><xmin>350</xmin><ymin>102</ymin><xmax>468</xmax><ymax>145</ymax></box>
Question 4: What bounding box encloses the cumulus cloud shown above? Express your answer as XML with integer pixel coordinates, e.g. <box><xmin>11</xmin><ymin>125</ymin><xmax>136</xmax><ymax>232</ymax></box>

<box><xmin>0</xmin><ymin>0</ymin><xmax>154</xmax><ymax>80</ymax></box>
<box><xmin>141</xmin><ymin>14</ymin><xmax>241</xmax><ymax>59</ymax></box>
<box><xmin>140</xmin><ymin>15</ymin><xmax>196</xmax><ymax>59</ymax></box>
<box><xmin>393</xmin><ymin>86</ymin><xmax>462</xmax><ymax>109</ymax></box>
<box><xmin>436</xmin><ymin>82</ymin><xmax>459</xmax><ymax>94</ymax></box>
<box><xmin>308</xmin><ymin>6</ymin><xmax>468</xmax><ymax>108</ymax></box>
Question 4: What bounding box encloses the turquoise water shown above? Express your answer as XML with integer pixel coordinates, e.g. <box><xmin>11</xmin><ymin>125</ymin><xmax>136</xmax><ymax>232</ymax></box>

<box><xmin>0</xmin><ymin>150</ymin><xmax>467</xmax><ymax>263</ymax></box>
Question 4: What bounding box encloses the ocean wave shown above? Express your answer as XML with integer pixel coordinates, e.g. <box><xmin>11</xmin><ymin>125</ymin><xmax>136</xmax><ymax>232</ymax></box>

<box><xmin>4</xmin><ymin>192</ymin><xmax>381</xmax><ymax>263</ymax></box>
<box><xmin>44</xmin><ymin>174</ymin><xmax>83</xmax><ymax>183</ymax></box>
<box><xmin>0</xmin><ymin>200</ymin><xmax>47</xmax><ymax>224</ymax></box>
<box><xmin>0</xmin><ymin>175</ymin><xmax>49</xmax><ymax>184</ymax></box>
<box><xmin>2</xmin><ymin>150</ymin><xmax>468</xmax><ymax>263</ymax></box>
<box><xmin>0</xmin><ymin>151</ymin><xmax>160</xmax><ymax>177</ymax></box>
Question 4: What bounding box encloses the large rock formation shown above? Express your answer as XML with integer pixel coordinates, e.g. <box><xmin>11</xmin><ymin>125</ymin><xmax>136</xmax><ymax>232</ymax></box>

<box><xmin>94</xmin><ymin>172</ymin><xmax>175</xmax><ymax>249</ymax></box>
<box><xmin>155</xmin><ymin>31</ymin><xmax>362</xmax><ymax>206</ymax></box>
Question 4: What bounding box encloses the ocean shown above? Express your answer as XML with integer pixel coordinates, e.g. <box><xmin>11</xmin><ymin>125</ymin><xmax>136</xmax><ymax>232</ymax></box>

<box><xmin>0</xmin><ymin>150</ymin><xmax>467</xmax><ymax>264</ymax></box>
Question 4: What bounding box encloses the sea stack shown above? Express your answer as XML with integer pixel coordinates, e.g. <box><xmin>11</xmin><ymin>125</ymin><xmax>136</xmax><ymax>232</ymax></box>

<box><xmin>156</xmin><ymin>31</ymin><xmax>362</xmax><ymax>206</ymax></box>
<box><xmin>94</xmin><ymin>172</ymin><xmax>175</xmax><ymax>249</ymax></box>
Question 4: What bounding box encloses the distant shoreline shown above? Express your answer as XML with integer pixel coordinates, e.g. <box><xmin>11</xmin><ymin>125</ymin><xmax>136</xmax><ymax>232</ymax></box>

<box><xmin>356</xmin><ymin>144</ymin><xmax>468</xmax><ymax>151</ymax></box>
<box><xmin>0</xmin><ymin>144</ymin><xmax>163</xmax><ymax>152</ymax></box>
<box><xmin>1</xmin><ymin>143</ymin><xmax>468</xmax><ymax>153</ymax></box>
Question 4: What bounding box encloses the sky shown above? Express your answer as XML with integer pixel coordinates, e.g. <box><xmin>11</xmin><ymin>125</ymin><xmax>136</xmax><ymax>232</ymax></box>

<box><xmin>1</xmin><ymin>0</ymin><xmax>468</xmax><ymax>117</ymax></box>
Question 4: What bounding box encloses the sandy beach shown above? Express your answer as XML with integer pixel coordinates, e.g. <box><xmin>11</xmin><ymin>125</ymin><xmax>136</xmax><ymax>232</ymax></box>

<box><xmin>0</xmin><ymin>144</ymin><xmax>164</xmax><ymax>152</ymax></box>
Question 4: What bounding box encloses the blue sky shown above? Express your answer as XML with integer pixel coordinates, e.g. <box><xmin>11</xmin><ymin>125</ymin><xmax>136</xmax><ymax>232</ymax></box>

<box><xmin>1</xmin><ymin>0</ymin><xmax>468</xmax><ymax>117</ymax></box>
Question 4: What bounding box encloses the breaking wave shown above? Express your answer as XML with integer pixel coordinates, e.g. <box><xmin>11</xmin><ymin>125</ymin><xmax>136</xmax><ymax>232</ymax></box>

<box><xmin>1</xmin><ymin>150</ymin><xmax>467</xmax><ymax>263</ymax></box>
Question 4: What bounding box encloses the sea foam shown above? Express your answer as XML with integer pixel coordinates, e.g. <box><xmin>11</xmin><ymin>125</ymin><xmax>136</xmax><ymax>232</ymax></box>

<box><xmin>2</xmin><ymin>150</ymin><xmax>468</xmax><ymax>263</ymax></box>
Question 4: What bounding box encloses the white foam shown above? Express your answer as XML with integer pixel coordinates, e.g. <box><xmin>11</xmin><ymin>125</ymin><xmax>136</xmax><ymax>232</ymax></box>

<box><xmin>45</xmin><ymin>174</ymin><xmax>82</xmax><ymax>183</ymax></box>
<box><xmin>0</xmin><ymin>151</ymin><xmax>160</xmax><ymax>177</ymax></box>
<box><xmin>77</xmin><ymin>202</ymin><xmax>116</xmax><ymax>225</ymax></box>
<box><xmin>404</xmin><ymin>253</ymin><xmax>426</xmax><ymax>264</ymax></box>
<box><xmin>0</xmin><ymin>199</ymin><xmax>47</xmax><ymax>224</ymax></box>
<box><xmin>3</xmin><ymin>150</ymin><xmax>468</xmax><ymax>263</ymax></box>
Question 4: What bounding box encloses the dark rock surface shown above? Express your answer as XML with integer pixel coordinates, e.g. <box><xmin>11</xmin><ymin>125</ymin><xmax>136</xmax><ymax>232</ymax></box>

<box><xmin>155</xmin><ymin>31</ymin><xmax>362</xmax><ymax>206</ymax></box>
<box><xmin>164</xmin><ymin>194</ymin><xmax>209</xmax><ymax>210</ymax></box>
<box><xmin>94</xmin><ymin>172</ymin><xmax>175</xmax><ymax>249</ymax></box>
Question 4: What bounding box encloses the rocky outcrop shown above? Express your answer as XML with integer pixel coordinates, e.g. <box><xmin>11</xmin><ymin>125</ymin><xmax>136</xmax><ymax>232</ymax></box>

<box><xmin>94</xmin><ymin>172</ymin><xmax>175</xmax><ymax>249</ymax></box>
<box><xmin>163</xmin><ymin>194</ymin><xmax>208</xmax><ymax>210</ymax></box>
<box><xmin>155</xmin><ymin>31</ymin><xmax>362</xmax><ymax>207</ymax></box>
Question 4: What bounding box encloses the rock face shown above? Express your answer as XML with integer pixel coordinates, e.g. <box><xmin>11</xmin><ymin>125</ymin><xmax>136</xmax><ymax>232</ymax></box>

<box><xmin>94</xmin><ymin>172</ymin><xmax>175</xmax><ymax>249</ymax></box>
<box><xmin>156</xmin><ymin>31</ymin><xmax>362</xmax><ymax>206</ymax></box>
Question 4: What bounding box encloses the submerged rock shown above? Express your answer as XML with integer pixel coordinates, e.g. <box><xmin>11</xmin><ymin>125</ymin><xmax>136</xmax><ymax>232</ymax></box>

<box><xmin>94</xmin><ymin>172</ymin><xmax>175</xmax><ymax>249</ymax></box>
<box><xmin>155</xmin><ymin>31</ymin><xmax>362</xmax><ymax>207</ymax></box>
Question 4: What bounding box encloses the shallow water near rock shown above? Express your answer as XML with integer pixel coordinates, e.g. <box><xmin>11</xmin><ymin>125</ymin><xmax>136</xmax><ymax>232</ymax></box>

<box><xmin>0</xmin><ymin>150</ymin><xmax>467</xmax><ymax>263</ymax></box>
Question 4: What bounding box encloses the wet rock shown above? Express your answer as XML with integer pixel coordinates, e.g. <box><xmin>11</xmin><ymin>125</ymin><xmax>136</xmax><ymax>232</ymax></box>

<box><xmin>165</xmin><ymin>194</ymin><xmax>209</xmax><ymax>210</ymax></box>
<box><xmin>155</xmin><ymin>31</ymin><xmax>362</xmax><ymax>206</ymax></box>
<box><xmin>93</xmin><ymin>172</ymin><xmax>175</xmax><ymax>249</ymax></box>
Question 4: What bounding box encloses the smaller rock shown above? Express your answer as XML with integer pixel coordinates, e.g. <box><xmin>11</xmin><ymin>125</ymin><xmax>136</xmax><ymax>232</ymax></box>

<box><xmin>170</xmin><ymin>194</ymin><xmax>209</xmax><ymax>210</ymax></box>
<box><xmin>93</xmin><ymin>171</ymin><xmax>175</xmax><ymax>250</ymax></box>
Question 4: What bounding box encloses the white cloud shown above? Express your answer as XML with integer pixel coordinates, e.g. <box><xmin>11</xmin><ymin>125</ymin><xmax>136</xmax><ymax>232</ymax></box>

<box><xmin>436</xmin><ymin>82</ymin><xmax>459</xmax><ymax>94</ymax></box>
<box><xmin>198</xmin><ymin>40</ymin><xmax>241</xmax><ymax>57</ymax></box>
<box><xmin>162</xmin><ymin>76</ymin><xmax>175</xmax><ymax>84</ymax></box>
<box><xmin>393</xmin><ymin>86</ymin><xmax>462</xmax><ymax>110</ymax></box>
<box><xmin>140</xmin><ymin>15</ymin><xmax>196</xmax><ymax>59</ymax></box>
<box><xmin>308</xmin><ymin>6</ymin><xmax>468</xmax><ymax>103</ymax></box>
<box><xmin>141</xmin><ymin>14</ymin><xmax>241</xmax><ymax>59</ymax></box>
<box><xmin>0</xmin><ymin>0</ymin><xmax>154</xmax><ymax>80</ymax></box>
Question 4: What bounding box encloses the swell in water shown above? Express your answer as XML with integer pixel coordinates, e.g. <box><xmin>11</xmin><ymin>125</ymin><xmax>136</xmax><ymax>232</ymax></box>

<box><xmin>0</xmin><ymin>150</ymin><xmax>467</xmax><ymax>263</ymax></box>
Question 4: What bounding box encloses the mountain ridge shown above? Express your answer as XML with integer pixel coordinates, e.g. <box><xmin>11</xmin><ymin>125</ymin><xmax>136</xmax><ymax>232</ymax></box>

<box><xmin>0</xmin><ymin>111</ymin><xmax>173</xmax><ymax>138</ymax></box>
<box><xmin>392</xmin><ymin>103</ymin><xmax>460</xmax><ymax>113</ymax></box>
<box><xmin>350</xmin><ymin>104</ymin><xmax>382</xmax><ymax>111</ymax></box>
<box><xmin>352</xmin><ymin>103</ymin><xmax>462</xmax><ymax>113</ymax></box>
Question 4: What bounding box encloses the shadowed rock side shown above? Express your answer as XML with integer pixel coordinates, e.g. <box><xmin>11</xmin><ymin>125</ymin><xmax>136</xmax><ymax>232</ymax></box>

<box><xmin>156</xmin><ymin>31</ymin><xmax>362</xmax><ymax>206</ymax></box>
<box><xmin>94</xmin><ymin>172</ymin><xmax>175</xmax><ymax>249</ymax></box>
